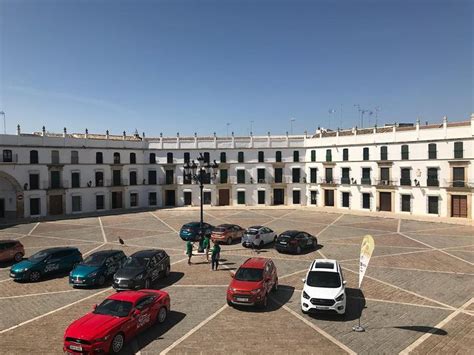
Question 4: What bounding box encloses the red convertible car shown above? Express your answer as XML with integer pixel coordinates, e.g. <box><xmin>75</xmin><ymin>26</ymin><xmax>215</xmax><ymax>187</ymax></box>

<box><xmin>63</xmin><ymin>290</ymin><xmax>170</xmax><ymax>354</ymax></box>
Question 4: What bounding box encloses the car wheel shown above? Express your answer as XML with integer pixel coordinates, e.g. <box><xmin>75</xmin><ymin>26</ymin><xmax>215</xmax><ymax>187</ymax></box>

<box><xmin>98</xmin><ymin>275</ymin><xmax>106</xmax><ymax>286</ymax></box>
<box><xmin>145</xmin><ymin>278</ymin><xmax>151</xmax><ymax>289</ymax></box>
<box><xmin>165</xmin><ymin>265</ymin><xmax>170</xmax><ymax>277</ymax></box>
<box><xmin>296</xmin><ymin>246</ymin><xmax>302</xmax><ymax>254</ymax></box>
<box><xmin>156</xmin><ymin>307</ymin><xmax>167</xmax><ymax>324</ymax></box>
<box><xmin>13</xmin><ymin>252</ymin><xmax>23</xmax><ymax>262</ymax></box>
<box><xmin>29</xmin><ymin>271</ymin><xmax>41</xmax><ymax>282</ymax></box>
<box><xmin>110</xmin><ymin>333</ymin><xmax>125</xmax><ymax>354</ymax></box>
<box><xmin>227</xmin><ymin>237</ymin><xmax>233</xmax><ymax>245</ymax></box>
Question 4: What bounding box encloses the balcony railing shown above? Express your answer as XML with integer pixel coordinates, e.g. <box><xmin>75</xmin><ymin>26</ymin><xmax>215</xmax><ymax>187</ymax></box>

<box><xmin>47</xmin><ymin>180</ymin><xmax>69</xmax><ymax>189</ymax></box>
<box><xmin>376</xmin><ymin>180</ymin><xmax>396</xmax><ymax>186</ymax></box>
<box><xmin>106</xmin><ymin>179</ymin><xmax>128</xmax><ymax>187</ymax></box>
<box><xmin>400</xmin><ymin>178</ymin><xmax>412</xmax><ymax>186</ymax></box>
<box><xmin>341</xmin><ymin>177</ymin><xmax>350</xmax><ymax>184</ymax></box>
<box><xmin>426</xmin><ymin>179</ymin><xmax>439</xmax><ymax>187</ymax></box>
<box><xmin>361</xmin><ymin>178</ymin><xmax>372</xmax><ymax>185</ymax></box>
<box><xmin>447</xmin><ymin>180</ymin><xmax>472</xmax><ymax>188</ymax></box>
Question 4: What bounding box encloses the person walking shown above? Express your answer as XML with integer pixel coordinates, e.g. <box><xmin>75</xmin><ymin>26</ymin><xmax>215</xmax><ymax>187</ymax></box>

<box><xmin>186</xmin><ymin>240</ymin><xmax>193</xmax><ymax>265</ymax></box>
<box><xmin>211</xmin><ymin>241</ymin><xmax>221</xmax><ymax>271</ymax></box>
<box><xmin>202</xmin><ymin>234</ymin><xmax>211</xmax><ymax>262</ymax></box>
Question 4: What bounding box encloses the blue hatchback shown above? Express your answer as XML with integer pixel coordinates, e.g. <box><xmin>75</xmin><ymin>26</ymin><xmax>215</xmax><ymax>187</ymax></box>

<box><xmin>69</xmin><ymin>250</ymin><xmax>126</xmax><ymax>287</ymax></box>
<box><xmin>179</xmin><ymin>222</ymin><xmax>213</xmax><ymax>241</ymax></box>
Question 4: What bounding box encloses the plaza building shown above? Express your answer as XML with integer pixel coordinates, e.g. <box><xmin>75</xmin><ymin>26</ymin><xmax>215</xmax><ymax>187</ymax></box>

<box><xmin>0</xmin><ymin>115</ymin><xmax>472</xmax><ymax>220</ymax></box>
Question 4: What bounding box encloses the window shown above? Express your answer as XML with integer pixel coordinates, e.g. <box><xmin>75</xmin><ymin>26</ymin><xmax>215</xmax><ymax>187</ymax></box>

<box><xmin>167</xmin><ymin>152</ymin><xmax>173</xmax><ymax>164</ymax></box>
<box><xmin>183</xmin><ymin>191</ymin><xmax>192</xmax><ymax>206</ymax></box>
<box><xmin>237</xmin><ymin>191</ymin><xmax>246</xmax><ymax>205</ymax></box>
<box><xmin>129</xmin><ymin>171</ymin><xmax>137</xmax><ymax>186</ymax></box>
<box><xmin>96</xmin><ymin>195</ymin><xmax>104</xmax><ymax>210</ymax></box>
<box><xmin>401</xmin><ymin>195</ymin><xmax>411</xmax><ymax>212</ymax></box>
<box><xmin>401</xmin><ymin>145</ymin><xmax>409</xmax><ymax>160</ymax></box>
<box><xmin>380</xmin><ymin>167</ymin><xmax>390</xmax><ymax>182</ymax></box>
<box><xmin>130</xmin><ymin>193</ymin><xmax>138</xmax><ymax>207</ymax></box>
<box><xmin>325</xmin><ymin>168</ymin><xmax>333</xmax><ymax>183</ymax></box>
<box><xmin>30</xmin><ymin>150</ymin><xmax>39</xmax><ymax>164</ymax></box>
<box><xmin>427</xmin><ymin>168</ymin><xmax>438</xmax><ymax>186</ymax></box>
<box><xmin>310</xmin><ymin>191</ymin><xmax>317</xmax><ymax>205</ymax></box>
<box><xmin>148</xmin><ymin>192</ymin><xmax>157</xmax><ymax>206</ymax></box>
<box><xmin>341</xmin><ymin>168</ymin><xmax>350</xmax><ymax>184</ymax></box>
<box><xmin>51</xmin><ymin>150</ymin><xmax>60</xmax><ymax>164</ymax></box>
<box><xmin>400</xmin><ymin>168</ymin><xmax>411</xmax><ymax>186</ymax></box>
<box><xmin>258</xmin><ymin>151</ymin><xmax>264</xmax><ymax>162</ymax></box>
<box><xmin>165</xmin><ymin>170</ymin><xmax>174</xmax><ymax>184</ymax></box>
<box><xmin>220</xmin><ymin>152</ymin><xmax>226</xmax><ymax>163</ymax></box>
<box><xmin>453</xmin><ymin>167</ymin><xmax>465</xmax><ymax>187</ymax></box>
<box><xmin>310</xmin><ymin>150</ymin><xmax>316</xmax><ymax>162</ymax></box>
<box><xmin>72</xmin><ymin>196</ymin><xmax>82</xmax><ymax>212</ymax></box>
<box><xmin>342</xmin><ymin>148</ymin><xmax>349</xmax><ymax>161</ymax></box>
<box><xmin>184</xmin><ymin>152</ymin><xmax>190</xmax><ymax>164</ymax></box>
<box><xmin>203</xmin><ymin>152</ymin><xmax>210</xmax><ymax>164</ymax></box>
<box><xmin>342</xmin><ymin>192</ymin><xmax>350</xmax><ymax>208</ymax></box>
<box><xmin>276</xmin><ymin>151</ymin><xmax>282</xmax><ymax>162</ymax></box>
<box><xmin>50</xmin><ymin>171</ymin><xmax>61</xmax><ymax>189</ymax></box>
<box><xmin>258</xmin><ymin>190</ymin><xmax>265</xmax><ymax>204</ymax></box>
<box><xmin>130</xmin><ymin>153</ymin><xmax>136</xmax><ymax>164</ymax></box>
<box><xmin>2</xmin><ymin>150</ymin><xmax>12</xmax><ymax>163</ymax></box>
<box><xmin>203</xmin><ymin>191</ymin><xmax>211</xmax><ymax>205</ymax></box>
<box><xmin>362</xmin><ymin>168</ymin><xmax>371</xmax><ymax>185</ymax></box>
<box><xmin>71</xmin><ymin>151</ymin><xmax>79</xmax><ymax>164</ymax></box>
<box><xmin>113</xmin><ymin>170</ymin><xmax>121</xmax><ymax>186</ymax></box>
<box><xmin>310</xmin><ymin>168</ymin><xmax>317</xmax><ymax>184</ymax></box>
<box><xmin>257</xmin><ymin>169</ymin><xmax>265</xmax><ymax>183</ymax></box>
<box><xmin>71</xmin><ymin>172</ymin><xmax>80</xmax><ymax>188</ymax></box>
<box><xmin>363</xmin><ymin>147</ymin><xmax>369</xmax><ymax>161</ymax></box>
<box><xmin>149</xmin><ymin>153</ymin><xmax>156</xmax><ymax>164</ymax></box>
<box><xmin>95</xmin><ymin>152</ymin><xmax>103</xmax><ymax>164</ymax></box>
<box><xmin>237</xmin><ymin>170</ymin><xmax>245</xmax><ymax>184</ymax></box>
<box><xmin>293</xmin><ymin>190</ymin><xmax>301</xmax><ymax>204</ymax></box>
<box><xmin>454</xmin><ymin>142</ymin><xmax>463</xmax><ymax>159</ymax></box>
<box><xmin>325</xmin><ymin>149</ymin><xmax>332</xmax><ymax>162</ymax></box>
<box><xmin>238</xmin><ymin>151</ymin><xmax>244</xmax><ymax>163</ymax></box>
<box><xmin>428</xmin><ymin>143</ymin><xmax>437</xmax><ymax>159</ymax></box>
<box><xmin>29</xmin><ymin>174</ymin><xmax>40</xmax><ymax>190</ymax></box>
<box><xmin>220</xmin><ymin>169</ymin><xmax>228</xmax><ymax>184</ymax></box>
<box><xmin>380</xmin><ymin>146</ymin><xmax>388</xmax><ymax>161</ymax></box>
<box><xmin>113</xmin><ymin>153</ymin><xmax>120</xmax><ymax>164</ymax></box>
<box><xmin>274</xmin><ymin>168</ymin><xmax>283</xmax><ymax>183</ymax></box>
<box><xmin>292</xmin><ymin>168</ymin><xmax>300</xmax><ymax>183</ymax></box>
<box><xmin>428</xmin><ymin>196</ymin><xmax>439</xmax><ymax>214</ymax></box>
<box><xmin>362</xmin><ymin>193</ymin><xmax>371</xmax><ymax>209</ymax></box>
<box><xmin>148</xmin><ymin>170</ymin><xmax>157</xmax><ymax>185</ymax></box>
<box><xmin>293</xmin><ymin>151</ymin><xmax>299</xmax><ymax>162</ymax></box>
<box><xmin>29</xmin><ymin>198</ymin><xmax>40</xmax><ymax>215</ymax></box>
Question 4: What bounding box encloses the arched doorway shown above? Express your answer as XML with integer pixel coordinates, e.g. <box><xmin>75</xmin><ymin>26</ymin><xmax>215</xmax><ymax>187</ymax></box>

<box><xmin>0</xmin><ymin>172</ymin><xmax>24</xmax><ymax>219</ymax></box>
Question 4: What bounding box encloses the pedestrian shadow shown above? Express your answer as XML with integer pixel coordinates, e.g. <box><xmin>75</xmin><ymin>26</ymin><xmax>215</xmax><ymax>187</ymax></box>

<box><xmin>394</xmin><ymin>326</ymin><xmax>447</xmax><ymax>335</ymax></box>
<box><xmin>119</xmin><ymin>310</ymin><xmax>187</xmax><ymax>354</ymax></box>
<box><xmin>153</xmin><ymin>271</ymin><xmax>184</xmax><ymax>289</ymax></box>
<box><xmin>306</xmin><ymin>288</ymin><xmax>365</xmax><ymax>322</ymax></box>
<box><xmin>231</xmin><ymin>285</ymin><xmax>295</xmax><ymax>313</ymax></box>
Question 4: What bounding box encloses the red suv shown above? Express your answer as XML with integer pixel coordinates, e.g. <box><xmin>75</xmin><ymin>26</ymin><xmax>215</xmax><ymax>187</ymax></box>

<box><xmin>0</xmin><ymin>240</ymin><xmax>24</xmax><ymax>263</ymax></box>
<box><xmin>227</xmin><ymin>257</ymin><xmax>278</xmax><ymax>309</ymax></box>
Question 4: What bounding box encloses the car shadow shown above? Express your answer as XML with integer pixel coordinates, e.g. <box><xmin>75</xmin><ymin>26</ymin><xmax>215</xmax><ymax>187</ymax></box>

<box><xmin>231</xmin><ymin>285</ymin><xmax>295</xmax><ymax>313</ymax></box>
<box><xmin>306</xmin><ymin>288</ymin><xmax>365</xmax><ymax>322</ymax></box>
<box><xmin>393</xmin><ymin>326</ymin><xmax>447</xmax><ymax>335</ymax></box>
<box><xmin>119</xmin><ymin>310</ymin><xmax>187</xmax><ymax>354</ymax></box>
<box><xmin>0</xmin><ymin>259</ymin><xmax>21</xmax><ymax>269</ymax></box>
<box><xmin>275</xmin><ymin>244</ymin><xmax>324</xmax><ymax>256</ymax></box>
<box><xmin>13</xmin><ymin>270</ymin><xmax>72</xmax><ymax>283</ymax></box>
<box><xmin>153</xmin><ymin>271</ymin><xmax>185</xmax><ymax>289</ymax></box>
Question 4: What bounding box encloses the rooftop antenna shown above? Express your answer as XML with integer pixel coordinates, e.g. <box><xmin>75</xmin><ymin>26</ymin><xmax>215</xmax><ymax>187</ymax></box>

<box><xmin>328</xmin><ymin>109</ymin><xmax>336</xmax><ymax>130</ymax></box>
<box><xmin>374</xmin><ymin>106</ymin><xmax>381</xmax><ymax>126</ymax></box>
<box><xmin>290</xmin><ymin>117</ymin><xmax>296</xmax><ymax>135</ymax></box>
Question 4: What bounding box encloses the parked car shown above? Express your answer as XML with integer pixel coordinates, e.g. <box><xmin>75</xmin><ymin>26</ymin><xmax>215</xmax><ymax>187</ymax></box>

<box><xmin>63</xmin><ymin>289</ymin><xmax>170</xmax><ymax>354</ymax></box>
<box><xmin>241</xmin><ymin>226</ymin><xmax>276</xmax><ymax>248</ymax></box>
<box><xmin>113</xmin><ymin>249</ymin><xmax>170</xmax><ymax>291</ymax></box>
<box><xmin>70</xmin><ymin>250</ymin><xmax>127</xmax><ymax>287</ymax></box>
<box><xmin>211</xmin><ymin>224</ymin><xmax>245</xmax><ymax>245</ymax></box>
<box><xmin>10</xmin><ymin>247</ymin><xmax>83</xmax><ymax>282</ymax></box>
<box><xmin>0</xmin><ymin>240</ymin><xmax>24</xmax><ymax>263</ymax></box>
<box><xmin>275</xmin><ymin>230</ymin><xmax>318</xmax><ymax>254</ymax></box>
<box><xmin>301</xmin><ymin>259</ymin><xmax>346</xmax><ymax>315</ymax></box>
<box><xmin>227</xmin><ymin>257</ymin><xmax>278</xmax><ymax>308</ymax></box>
<box><xmin>179</xmin><ymin>222</ymin><xmax>213</xmax><ymax>241</ymax></box>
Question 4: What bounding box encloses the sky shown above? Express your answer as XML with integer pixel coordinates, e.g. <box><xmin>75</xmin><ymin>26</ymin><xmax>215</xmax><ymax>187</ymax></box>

<box><xmin>0</xmin><ymin>0</ymin><xmax>472</xmax><ymax>137</ymax></box>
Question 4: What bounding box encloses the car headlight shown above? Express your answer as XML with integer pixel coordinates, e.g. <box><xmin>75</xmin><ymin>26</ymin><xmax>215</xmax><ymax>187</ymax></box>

<box><xmin>335</xmin><ymin>293</ymin><xmax>345</xmax><ymax>302</ymax></box>
<box><xmin>302</xmin><ymin>291</ymin><xmax>310</xmax><ymax>299</ymax></box>
<box><xmin>135</xmin><ymin>273</ymin><xmax>144</xmax><ymax>280</ymax></box>
<box><xmin>94</xmin><ymin>335</ymin><xmax>109</xmax><ymax>343</ymax></box>
<box><xmin>228</xmin><ymin>287</ymin><xmax>235</xmax><ymax>292</ymax></box>
<box><xmin>250</xmin><ymin>288</ymin><xmax>262</xmax><ymax>294</ymax></box>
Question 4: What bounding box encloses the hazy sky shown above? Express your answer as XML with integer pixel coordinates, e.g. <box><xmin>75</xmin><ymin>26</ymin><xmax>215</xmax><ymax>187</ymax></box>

<box><xmin>0</xmin><ymin>0</ymin><xmax>472</xmax><ymax>136</ymax></box>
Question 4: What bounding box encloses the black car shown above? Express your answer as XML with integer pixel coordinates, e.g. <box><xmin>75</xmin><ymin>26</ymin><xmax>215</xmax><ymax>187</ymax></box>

<box><xmin>113</xmin><ymin>249</ymin><xmax>170</xmax><ymax>291</ymax></box>
<box><xmin>274</xmin><ymin>230</ymin><xmax>318</xmax><ymax>254</ymax></box>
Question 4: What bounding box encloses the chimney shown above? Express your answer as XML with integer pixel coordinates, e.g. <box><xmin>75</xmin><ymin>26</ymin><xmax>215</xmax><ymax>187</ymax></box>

<box><xmin>85</xmin><ymin>128</ymin><xmax>89</xmax><ymax>139</ymax></box>
<box><xmin>106</xmin><ymin>130</ymin><xmax>109</xmax><ymax>140</ymax></box>
<box><xmin>122</xmin><ymin>131</ymin><xmax>126</xmax><ymax>140</ymax></box>
<box><xmin>16</xmin><ymin>124</ymin><xmax>21</xmax><ymax>135</ymax></box>
<box><xmin>63</xmin><ymin>127</ymin><xmax>67</xmax><ymax>137</ymax></box>
<box><xmin>42</xmin><ymin>126</ymin><xmax>46</xmax><ymax>136</ymax></box>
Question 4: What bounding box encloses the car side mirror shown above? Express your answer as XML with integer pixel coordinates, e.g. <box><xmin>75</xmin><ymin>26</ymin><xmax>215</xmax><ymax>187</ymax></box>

<box><xmin>343</xmin><ymin>280</ymin><xmax>347</xmax><ymax>285</ymax></box>
<box><xmin>93</xmin><ymin>304</ymin><xmax>98</xmax><ymax>310</ymax></box>
<box><xmin>302</xmin><ymin>278</ymin><xmax>306</xmax><ymax>283</ymax></box>
<box><xmin>230</xmin><ymin>271</ymin><xmax>235</xmax><ymax>278</ymax></box>
<box><xmin>133</xmin><ymin>309</ymin><xmax>141</xmax><ymax>317</ymax></box>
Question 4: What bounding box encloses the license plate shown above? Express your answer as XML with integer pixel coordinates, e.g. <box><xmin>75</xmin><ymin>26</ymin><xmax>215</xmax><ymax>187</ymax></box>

<box><xmin>315</xmin><ymin>306</ymin><xmax>329</xmax><ymax>310</ymax></box>
<box><xmin>70</xmin><ymin>345</ymin><xmax>82</xmax><ymax>351</ymax></box>
<box><xmin>235</xmin><ymin>297</ymin><xmax>248</xmax><ymax>302</ymax></box>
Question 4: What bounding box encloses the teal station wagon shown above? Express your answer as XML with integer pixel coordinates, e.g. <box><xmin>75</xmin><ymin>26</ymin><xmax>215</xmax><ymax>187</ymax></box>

<box><xmin>69</xmin><ymin>250</ymin><xmax>126</xmax><ymax>287</ymax></box>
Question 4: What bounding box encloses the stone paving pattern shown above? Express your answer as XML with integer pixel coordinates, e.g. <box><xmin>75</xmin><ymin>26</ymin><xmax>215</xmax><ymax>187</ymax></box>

<box><xmin>0</xmin><ymin>208</ymin><xmax>472</xmax><ymax>354</ymax></box>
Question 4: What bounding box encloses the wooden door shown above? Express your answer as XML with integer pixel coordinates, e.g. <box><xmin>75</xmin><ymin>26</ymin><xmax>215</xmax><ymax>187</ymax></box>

<box><xmin>218</xmin><ymin>189</ymin><xmax>229</xmax><ymax>206</ymax></box>
<box><xmin>184</xmin><ymin>191</ymin><xmax>192</xmax><ymax>206</ymax></box>
<box><xmin>49</xmin><ymin>195</ymin><xmax>63</xmax><ymax>215</ymax></box>
<box><xmin>112</xmin><ymin>192</ymin><xmax>123</xmax><ymax>209</ymax></box>
<box><xmin>165</xmin><ymin>190</ymin><xmax>176</xmax><ymax>206</ymax></box>
<box><xmin>324</xmin><ymin>189</ymin><xmax>334</xmax><ymax>207</ymax></box>
<box><xmin>452</xmin><ymin>195</ymin><xmax>467</xmax><ymax>218</ymax></box>
<box><xmin>273</xmin><ymin>189</ymin><xmax>284</xmax><ymax>205</ymax></box>
<box><xmin>379</xmin><ymin>192</ymin><xmax>391</xmax><ymax>211</ymax></box>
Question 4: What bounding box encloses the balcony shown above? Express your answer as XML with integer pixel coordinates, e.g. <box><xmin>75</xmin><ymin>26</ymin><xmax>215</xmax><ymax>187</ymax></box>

<box><xmin>320</xmin><ymin>178</ymin><xmax>339</xmax><ymax>186</ymax></box>
<box><xmin>106</xmin><ymin>179</ymin><xmax>128</xmax><ymax>187</ymax></box>
<box><xmin>446</xmin><ymin>180</ymin><xmax>473</xmax><ymax>190</ymax></box>
<box><xmin>159</xmin><ymin>177</ymin><xmax>177</xmax><ymax>185</ymax></box>
<box><xmin>400</xmin><ymin>178</ymin><xmax>412</xmax><ymax>186</ymax></box>
<box><xmin>47</xmin><ymin>180</ymin><xmax>69</xmax><ymax>190</ymax></box>
<box><xmin>426</xmin><ymin>179</ymin><xmax>439</xmax><ymax>187</ymax></box>
<box><xmin>361</xmin><ymin>178</ymin><xmax>372</xmax><ymax>185</ymax></box>
<box><xmin>341</xmin><ymin>177</ymin><xmax>351</xmax><ymax>185</ymax></box>
<box><xmin>376</xmin><ymin>180</ymin><xmax>396</xmax><ymax>189</ymax></box>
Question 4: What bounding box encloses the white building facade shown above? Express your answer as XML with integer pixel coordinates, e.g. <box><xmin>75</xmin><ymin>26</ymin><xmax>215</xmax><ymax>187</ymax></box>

<box><xmin>0</xmin><ymin>115</ymin><xmax>473</xmax><ymax>220</ymax></box>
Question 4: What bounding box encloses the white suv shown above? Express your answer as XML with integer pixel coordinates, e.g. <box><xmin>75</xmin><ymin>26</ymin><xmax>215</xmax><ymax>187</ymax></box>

<box><xmin>301</xmin><ymin>259</ymin><xmax>346</xmax><ymax>315</ymax></box>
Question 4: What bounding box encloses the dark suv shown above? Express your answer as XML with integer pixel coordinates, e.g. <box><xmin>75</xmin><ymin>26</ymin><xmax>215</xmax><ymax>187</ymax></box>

<box><xmin>275</xmin><ymin>230</ymin><xmax>318</xmax><ymax>254</ymax></box>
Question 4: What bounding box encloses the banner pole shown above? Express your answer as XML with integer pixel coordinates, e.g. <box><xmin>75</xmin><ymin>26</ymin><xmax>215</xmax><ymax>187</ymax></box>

<box><xmin>352</xmin><ymin>290</ymin><xmax>365</xmax><ymax>332</ymax></box>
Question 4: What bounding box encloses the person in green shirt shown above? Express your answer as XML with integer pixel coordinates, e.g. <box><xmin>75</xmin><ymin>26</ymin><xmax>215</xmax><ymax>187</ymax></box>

<box><xmin>202</xmin><ymin>235</ymin><xmax>211</xmax><ymax>262</ymax></box>
<box><xmin>211</xmin><ymin>241</ymin><xmax>221</xmax><ymax>271</ymax></box>
<box><xmin>186</xmin><ymin>240</ymin><xmax>193</xmax><ymax>265</ymax></box>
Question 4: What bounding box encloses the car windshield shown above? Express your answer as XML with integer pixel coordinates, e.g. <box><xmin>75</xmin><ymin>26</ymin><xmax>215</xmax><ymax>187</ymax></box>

<box><xmin>93</xmin><ymin>299</ymin><xmax>133</xmax><ymax>317</ymax></box>
<box><xmin>234</xmin><ymin>268</ymin><xmax>263</xmax><ymax>282</ymax></box>
<box><xmin>183</xmin><ymin>224</ymin><xmax>198</xmax><ymax>230</ymax></box>
<box><xmin>245</xmin><ymin>230</ymin><xmax>258</xmax><ymax>235</ymax></box>
<box><xmin>81</xmin><ymin>254</ymin><xmax>107</xmax><ymax>267</ymax></box>
<box><xmin>29</xmin><ymin>250</ymin><xmax>50</xmax><ymax>262</ymax></box>
<box><xmin>123</xmin><ymin>256</ymin><xmax>148</xmax><ymax>268</ymax></box>
<box><xmin>213</xmin><ymin>227</ymin><xmax>227</xmax><ymax>233</ymax></box>
<box><xmin>306</xmin><ymin>271</ymin><xmax>341</xmax><ymax>288</ymax></box>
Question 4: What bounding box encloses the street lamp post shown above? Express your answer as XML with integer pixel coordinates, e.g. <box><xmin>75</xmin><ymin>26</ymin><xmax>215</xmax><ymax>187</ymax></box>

<box><xmin>183</xmin><ymin>153</ymin><xmax>219</xmax><ymax>251</ymax></box>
